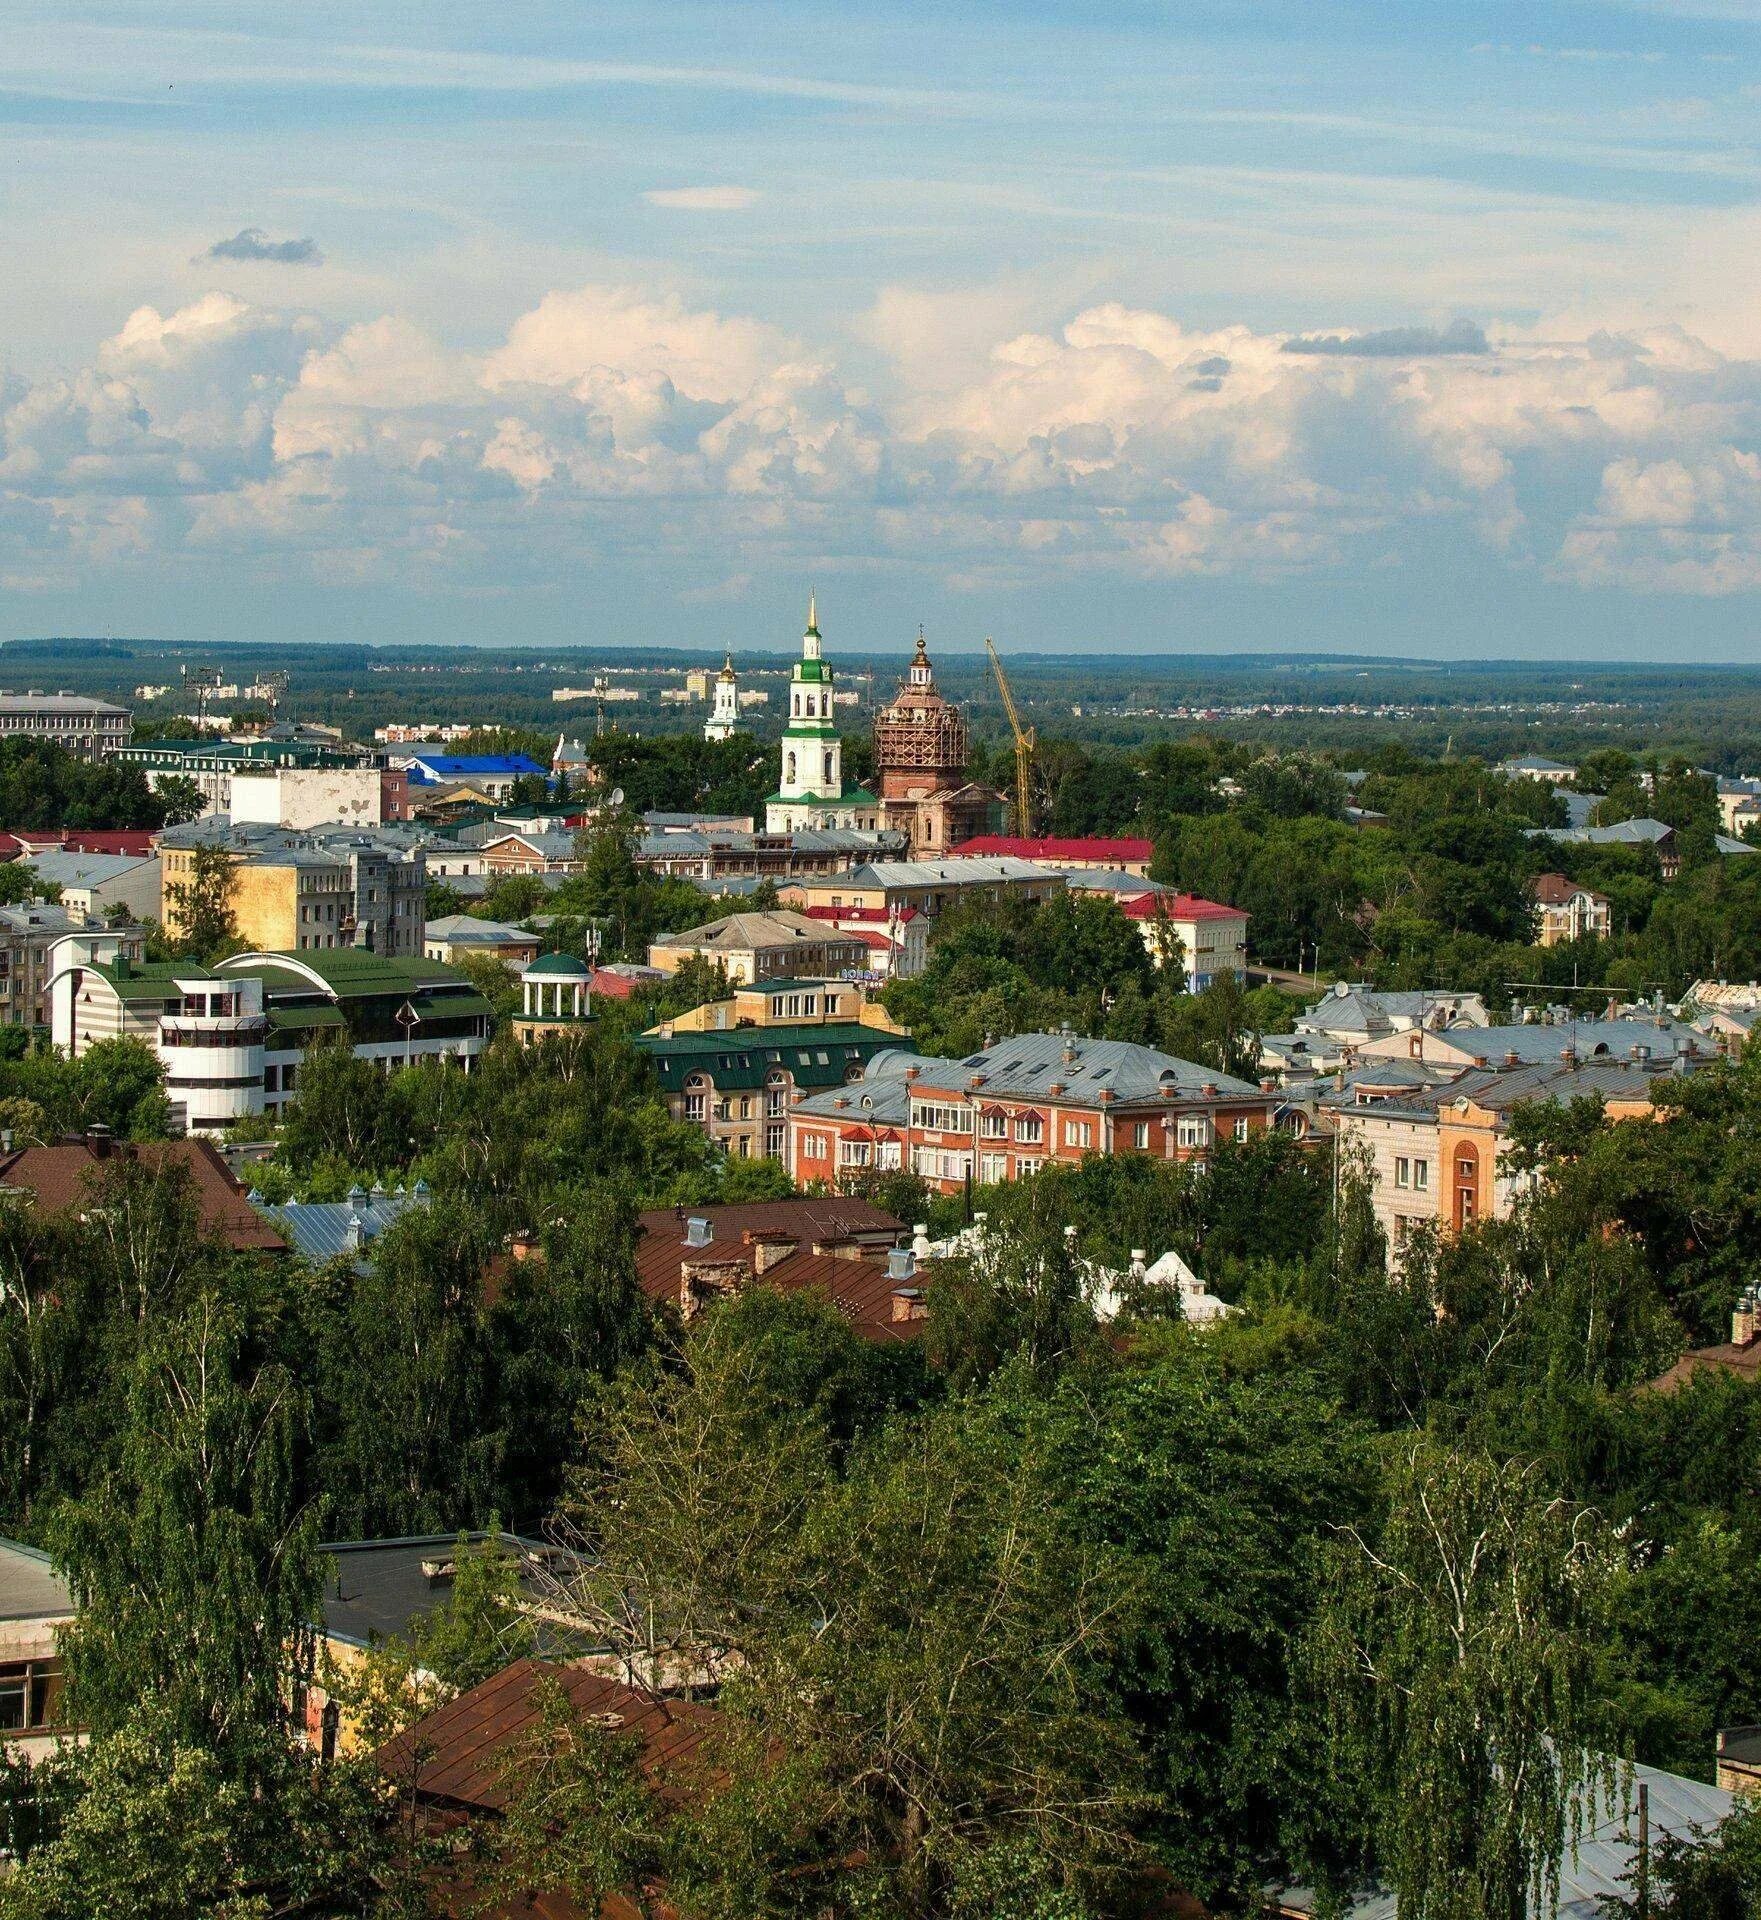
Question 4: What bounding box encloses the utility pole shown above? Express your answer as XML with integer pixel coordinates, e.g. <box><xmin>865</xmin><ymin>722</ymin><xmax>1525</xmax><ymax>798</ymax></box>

<box><xmin>1636</xmin><ymin>1779</ymin><xmax>1649</xmax><ymax>1920</ymax></box>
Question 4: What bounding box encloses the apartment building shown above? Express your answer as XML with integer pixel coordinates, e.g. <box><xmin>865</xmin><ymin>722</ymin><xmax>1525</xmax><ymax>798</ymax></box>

<box><xmin>647</xmin><ymin>910</ymin><xmax>870</xmax><ymax>986</ymax></box>
<box><xmin>160</xmin><ymin>822</ymin><xmax>425</xmax><ymax>957</ymax></box>
<box><xmin>781</xmin><ymin>856</ymin><xmax>1066</xmax><ymax>923</ymax></box>
<box><xmin>635</xmin><ymin>1022</ymin><xmax>914</xmax><ymax>1161</ymax></box>
<box><xmin>791</xmin><ymin>1030</ymin><xmax>1270</xmax><ymax>1193</ymax></box>
<box><xmin>1122</xmin><ymin>891</ymin><xmax>1250</xmax><ymax>988</ymax></box>
<box><xmin>110</xmin><ymin>738</ymin><xmax>373</xmax><ymax>817</ymax></box>
<box><xmin>0</xmin><ymin>904</ymin><xmax>126</xmax><ymax>1026</ymax></box>
<box><xmin>948</xmin><ymin>833</ymin><xmax>1156</xmax><ymax>877</ymax></box>
<box><xmin>1530</xmin><ymin>872</ymin><xmax>1612</xmax><ymax>946</ymax></box>
<box><xmin>0</xmin><ymin>691</ymin><xmax>130</xmax><ymax>760</ymax></box>
<box><xmin>648</xmin><ymin>977</ymin><xmax>907</xmax><ymax>1037</ymax></box>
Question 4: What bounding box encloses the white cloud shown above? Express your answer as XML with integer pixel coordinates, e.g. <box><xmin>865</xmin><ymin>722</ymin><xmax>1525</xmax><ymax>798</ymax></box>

<box><xmin>643</xmin><ymin>186</ymin><xmax>761</xmax><ymax>211</ymax></box>
<box><xmin>7</xmin><ymin>279</ymin><xmax>1761</xmax><ymax>602</ymax></box>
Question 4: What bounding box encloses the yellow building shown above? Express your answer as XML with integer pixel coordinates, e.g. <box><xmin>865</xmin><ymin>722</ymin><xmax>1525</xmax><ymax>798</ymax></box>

<box><xmin>649</xmin><ymin>977</ymin><xmax>909</xmax><ymax>1037</ymax></box>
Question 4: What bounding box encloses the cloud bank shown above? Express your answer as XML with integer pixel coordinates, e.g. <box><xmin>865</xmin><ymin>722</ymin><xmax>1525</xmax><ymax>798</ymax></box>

<box><xmin>205</xmin><ymin>228</ymin><xmax>324</xmax><ymax>266</ymax></box>
<box><xmin>642</xmin><ymin>187</ymin><xmax>761</xmax><ymax>211</ymax></box>
<box><xmin>3</xmin><ymin>282</ymin><xmax>1761</xmax><ymax>604</ymax></box>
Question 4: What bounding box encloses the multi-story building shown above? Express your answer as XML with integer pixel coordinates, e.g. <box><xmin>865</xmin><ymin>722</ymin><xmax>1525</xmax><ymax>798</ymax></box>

<box><xmin>636</xmin><ymin>1021</ymin><xmax>914</xmax><ymax>1161</ymax></box>
<box><xmin>0</xmin><ymin>1536</ymin><xmax>75</xmax><ymax>1761</ymax></box>
<box><xmin>159</xmin><ymin>822</ymin><xmax>426</xmax><ymax>957</ymax></box>
<box><xmin>423</xmin><ymin>915</ymin><xmax>543</xmax><ymax>968</ymax></box>
<box><xmin>949</xmin><ymin>834</ymin><xmax>1156</xmax><ymax>877</ymax></box>
<box><xmin>872</xmin><ymin>634</ymin><xmax>1003</xmax><ymax>857</ymax></box>
<box><xmin>791</xmin><ymin>1030</ymin><xmax>1270</xmax><ymax>1193</ymax></box>
<box><xmin>796</xmin><ymin>903</ymin><xmax>929</xmax><ymax>980</ymax></box>
<box><xmin>1330</xmin><ymin>1051</ymin><xmax>1704</xmax><ymax>1265</ymax></box>
<box><xmin>22</xmin><ymin>851</ymin><xmax>161</xmax><ymax>924</ymax></box>
<box><xmin>0</xmin><ymin>691</ymin><xmax>130</xmax><ymax>761</ymax></box>
<box><xmin>109</xmin><ymin>738</ymin><xmax>374</xmax><ymax>817</ymax></box>
<box><xmin>48</xmin><ymin>939</ymin><xmax>491</xmax><ymax>1133</ymax></box>
<box><xmin>647</xmin><ymin>910</ymin><xmax>871</xmax><ymax>986</ymax></box>
<box><xmin>1122</xmin><ymin>891</ymin><xmax>1250</xmax><ymax>988</ymax></box>
<box><xmin>0</xmin><ymin>905</ymin><xmax>126</xmax><ymax>1026</ymax></box>
<box><xmin>781</xmin><ymin>856</ymin><xmax>1066</xmax><ymax>923</ymax></box>
<box><xmin>1530</xmin><ymin>872</ymin><xmax>1612</xmax><ymax>945</ymax></box>
<box><xmin>648</xmin><ymin>977</ymin><xmax>908</xmax><ymax>1037</ymax></box>
<box><xmin>635</xmin><ymin>826</ymin><xmax>905</xmax><ymax>884</ymax></box>
<box><xmin>229</xmin><ymin>765</ymin><xmax>385</xmax><ymax>830</ymax></box>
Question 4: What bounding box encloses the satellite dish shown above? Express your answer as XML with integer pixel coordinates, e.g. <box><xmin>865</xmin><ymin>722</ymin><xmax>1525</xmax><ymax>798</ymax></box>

<box><xmin>610</xmin><ymin>788</ymin><xmax>625</xmax><ymax>808</ymax></box>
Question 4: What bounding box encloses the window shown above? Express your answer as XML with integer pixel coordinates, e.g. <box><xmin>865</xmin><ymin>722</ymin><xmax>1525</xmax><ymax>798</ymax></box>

<box><xmin>686</xmin><ymin>1093</ymin><xmax>707</xmax><ymax>1122</ymax></box>
<box><xmin>1413</xmin><ymin>1158</ymin><xmax>1429</xmax><ymax>1192</ymax></box>
<box><xmin>1396</xmin><ymin>1156</ymin><xmax>1411</xmax><ymax>1189</ymax></box>
<box><xmin>0</xmin><ymin>1660</ymin><xmax>56</xmax><ymax>1733</ymax></box>
<box><xmin>980</xmin><ymin>1152</ymin><xmax>1008</xmax><ymax>1184</ymax></box>
<box><xmin>911</xmin><ymin>1101</ymin><xmax>973</xmax><ymax>1134</ymax></box>
<box><xmin>1062</xmin><ymin>1118</ymin><xmax>1094</xmax><ymax>1150</ymax></box>
<box><xmin>840</xmin><ymin>1140</ymin><xmax>873</xmax><ymax>1168</ymax></box>
<box><xmin>1132</xmin><ymin>1120</ymin><xmax>1151</xmax><ymax>1150</ymax></box>
<box><xmin>1176</xmin><ymin>1114</ymin><xmax>1212</xmax><ymax>1151</ymax></box>
<box><xmin>1014</xmin><ymin>1112</ymin><xmax>1044</xmax><ymax>1145</ymax></box>
<box><xmin>979</xmin><ymin>1110</ymin><xmax>1007</xmax><ymax>1139</ymax></box>
<box><xmin>1233</xmin><ymin>1117</ymin><xmax>1250</xmax><ymax>1143</ymax></box>
<box><xmin>765</xmin><ymin>1123</ymin><xmax>785</xmax><ymax>1158</ymax></box>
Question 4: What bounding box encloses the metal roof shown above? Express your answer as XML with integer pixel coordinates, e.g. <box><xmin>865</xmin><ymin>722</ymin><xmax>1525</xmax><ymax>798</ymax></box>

<box><xmin>914</xmin><ymin>1030</ymin><xmax>1264</xmax><ymax>1106</ymax></box>
<box><xmin>248</xmin><ymin>1183</ymin><xmax>427</xmax><ymax>1268</ymax></box>
<box><xmin>0</xmin><ymin>1536</ymin><xmax>73</xmax><ymax>1623</ymax></box>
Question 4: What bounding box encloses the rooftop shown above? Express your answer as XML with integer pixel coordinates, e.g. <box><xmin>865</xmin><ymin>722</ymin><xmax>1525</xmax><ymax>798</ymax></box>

<box><xmin>0</xmin><ymin>1136</ymin><xmax>287</xmax><ymax>1253</ymax></box>
<box><xmin>319</xmin><ymin>1532</ymin><xmax>563</xmax><ymax>1651</ymax></box>
<box><xmin>650</xmin><ymin>909</ymin><xmax>863</xmax><ymax>953</ymax></box>
<box><xmin>914</xmin><ymin>1031</ymin><xmax>1264</xmax><ymax>1106</ymax></box>
<box><xmin>634</xmin><ymin>1022</ymin><xmax>915</xmax><ymax>1092</ymax></box>
<box><xmin>0</xmin><ymin>1536</ymin><xmax>74</xmax><ymax>1624</ymax></box>
<box><xmin>249</xmin><ymin>1182</ymin><xmax>428</xmax><ymax>1268</ymax></box>
<box><xmin>948</xmin><ymin>834</ymin><xmax>1156</xmax><ymax>863</ymax></box>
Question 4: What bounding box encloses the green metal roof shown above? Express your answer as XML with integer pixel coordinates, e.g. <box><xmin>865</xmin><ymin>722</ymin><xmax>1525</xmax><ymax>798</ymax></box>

<box><xmin>762</xmin><ymin>786</ymin><xmax>880</xmax><ymax>809</ymax></box>
<box><xmin>86</xmin><ymin>958</ymin><xmax>214</xmax><ymax>1004</ymax></box>
<box><xmin>265</xmin><ymin>1004</ymin><xmax>347</xmax><ymax>1034</ymax></box>
<box><xmin>222</xmin><ymin>950</ymin><xmax>469</xmax><ymax>1000</ymax></box>
<box><xmin>635</xmin><ymin>1023</ymin><xmax>916</xmax><ymax>1094</ymax></box>
<box><xmin>412</xmin><ymin>993</ymin><xmax>495</xmax><ymax>1021</ymax></box>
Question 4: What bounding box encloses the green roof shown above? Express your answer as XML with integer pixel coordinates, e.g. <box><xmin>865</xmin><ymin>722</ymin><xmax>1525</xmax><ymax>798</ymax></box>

<box><xmin>89</xmin><ymin>958</ymin><xmax>215</xmax><ymax>1004</ymax></box>
<box><xmin>222</xmin><ymin>950</ymin><xmax>469</xmax><ymax>1000</ymax></box>
<box><xmin>265</xmin><ymin>1004</ymin><xmax>347</xmax><ymax>1034</ymax></box>
<box><xmin>762</xmin><ymin>786</ymin><xmax>880</xmax><ymax>809</ymax></box>
<box><xmin>634</xmin><ymin>1022</ymin><xmax>915</xmax><ymax>1094</ymax></box>
<box><xmin>413</xmin><ymin>993</ymin><xmax>495</xmax><ymax>1021</ymax></box>
<box><xmin>793</xmin><ymin>661</ymin><xmax>831</xmax><ymax>684</ymax></box>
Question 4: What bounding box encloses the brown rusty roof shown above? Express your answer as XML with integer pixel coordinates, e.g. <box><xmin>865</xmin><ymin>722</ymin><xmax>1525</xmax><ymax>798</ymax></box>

<box><xmin>1647</xmin><ymin>1339</ymin><xmax>1761</xmax><ymax>1393</ymax></box>
<box><xmin>0</xmin><ymin>1137</ymin><xmax>286</xmax><ymax>1254</ymax></box>
<box><xmin>634</xmin><ymin>1198</ymin><xmax>901</xmax><ymax>1302</ymax></box>
<box><xmin>378</xmin><ymin>1658</ymin><xmax>717</xmax><ymax>1817</ymax></box>
<box><xmin>764</xmin><ymin>1250</ymin><xmax>927</xmax><ymax>1344</ymax></box>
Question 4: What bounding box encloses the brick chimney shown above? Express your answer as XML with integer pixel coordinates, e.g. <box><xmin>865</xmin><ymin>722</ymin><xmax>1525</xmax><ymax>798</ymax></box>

<box><xmin>744</xmin><ymin>1227</ymin><xmax>798</xmax><ymax>1276</ymax></box>
<box><xmin>1734</xmin><ymin>1288</ymin><xmax>1760</xmax><ymax>1350</ymax></box>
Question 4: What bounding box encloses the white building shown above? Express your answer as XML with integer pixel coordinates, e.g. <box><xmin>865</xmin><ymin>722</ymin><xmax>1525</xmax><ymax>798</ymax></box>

<box><xmin>765</xmin><ymin>598</ymin><xmax>883</xmax><ymax>834</ymax></box>
<box><xmin>0</xmin><ymin>692</ymin><xmax>131</xmax><ymax>761</ymax></box>
<box><xmin>703</xmin><ymin>654</ymin><xmax>740</xmax><ymax>742</ymax></box>
<box><xmin>23</xmin><ymin>850</ymin><xmax>161</xmax><ymax>923</ymax></box>
<box><xmin>230</xmin><ymin>766</ymin><xmax>385</xmax><ymax>830</ymax></box>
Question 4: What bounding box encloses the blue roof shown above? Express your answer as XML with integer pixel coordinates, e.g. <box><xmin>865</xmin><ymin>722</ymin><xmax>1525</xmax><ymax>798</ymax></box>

<box><xmin>406</xmin><ymin>754</ymin><xmax>547</xmax><ymax>782</ymax></box>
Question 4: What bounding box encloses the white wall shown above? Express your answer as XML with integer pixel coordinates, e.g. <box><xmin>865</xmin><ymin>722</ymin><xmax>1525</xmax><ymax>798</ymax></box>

<box><xmin>231</xmin><ymin>767</ymin><xmax>383</xmax><ymax>829</ymax></box>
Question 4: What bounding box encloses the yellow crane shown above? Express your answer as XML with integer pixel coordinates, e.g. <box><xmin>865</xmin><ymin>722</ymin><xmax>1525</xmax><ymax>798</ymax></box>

<box><xmin>983</xmin><ymin>635</ymin><xmax>1035</xmax><ymax>837</ymax></box>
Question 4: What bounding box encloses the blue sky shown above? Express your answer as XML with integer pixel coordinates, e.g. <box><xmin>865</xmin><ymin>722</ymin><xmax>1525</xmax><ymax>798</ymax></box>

<box><xmin>3</xmin><ymin>1</ymin><xmax>1761</xmax><ymax>658</ymax></box>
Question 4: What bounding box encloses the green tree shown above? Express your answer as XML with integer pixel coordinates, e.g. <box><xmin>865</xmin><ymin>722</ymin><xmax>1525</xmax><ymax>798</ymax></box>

<box><xmin>163</xmin><ymin>843</ymin><xmax>238</xmax><ymax>962</ymax></box>
<box><xmin>1310</xmin><ymin>1441</ymin><xmax>1617</xmax><ymax>1920</ymax></box>
<box><xmin>46</xmin><ymin>1293</ymin><xmax>322</xmax><ymax>1753</ymax></box>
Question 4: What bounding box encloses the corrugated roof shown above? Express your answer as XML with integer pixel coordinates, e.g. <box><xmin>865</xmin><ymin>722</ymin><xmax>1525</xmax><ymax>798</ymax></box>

<box><xmin>249</xmin><ymin>1184</ymin><xmax>425</xmax><ymax>1267</ymax></box>
<box><xmin>634</xmin><ymin>1024</ymin><xmax>914</xmax><ymax>1093</ymax></box>
<box><xmin>0</xmin><ymin>1138</ymin><xmax>286</xmax><ymax>1252</ymax></box>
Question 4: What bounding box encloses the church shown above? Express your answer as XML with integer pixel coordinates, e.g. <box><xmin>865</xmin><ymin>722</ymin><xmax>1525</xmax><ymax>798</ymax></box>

<box><xmin>763</xmin><ymin>598</ymin><xmax>884</xmax><ymax>833</ymax></box>
<box><xmin>873</xmin><ymin>630</ymin><xmax>1005</xmax><ymax>857</ymax></box>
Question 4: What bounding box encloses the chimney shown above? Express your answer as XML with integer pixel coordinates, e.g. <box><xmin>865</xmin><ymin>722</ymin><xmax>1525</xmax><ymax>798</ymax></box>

<box><xmin>87</xmin><ymin>1123</ymin><xmax>113</xmax><ymax>1159</ymax></box>
<box><xmin>745</xmin><ymin>1228</ymin><xmax>797</xmax><ymax>1276</ymax></box>
<box><xmin>911</xmin><ymin>1221</ymin><xmax>932</xmax><ymax>1259</ymax></box>
<box><xmin>1504</xmin><ymin>1050</ymin><xmax>1520</xmax><ymax>1068</ymax></box>
<box><xmin>684</xmin><ymin>1215</ymin><xmax>712</xmax><ymax>1249</ymax></box>
<box><xmin>1061</xmin><ymin>1025</ymin><xmax>1078</xmax><ymax>1065</ymax></box>
<box><xmin>1734</xmin><ymin>1289</ymin><xmax>1759</xmax><ymax>1349</ymax></box>
<box><xmin>886</xmin><ymin>1245</ymin><xmax>916</xmax><ymax>1282</ymax></box>
<box><xmin>1129</xmin><ymin>1249</ymin><xmax>1147</xmax><ymax>1281</ymax></box>
<box><xmin>891</xmin><ymin>1286</ymin><xmax>927</xmax><ymax>1324</ymax></box>
<box><xmin>1559</xmin><ymin>1046</ymin><xmax>1577</xmax><ymax>1068</ymax></box>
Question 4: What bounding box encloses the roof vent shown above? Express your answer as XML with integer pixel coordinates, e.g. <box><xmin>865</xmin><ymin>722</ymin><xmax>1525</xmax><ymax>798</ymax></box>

<box><xmin>886</xmin><ymin>1245</ymin><xmax>916</xmax><ymax>1281</ymax></box>
<box><xmin>684</xmin><ymin>1215</ymin><xmax>712</xmax><ymax>1248</ymax></box>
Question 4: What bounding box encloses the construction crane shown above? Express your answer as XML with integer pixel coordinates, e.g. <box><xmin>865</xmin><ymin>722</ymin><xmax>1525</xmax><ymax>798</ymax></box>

<box><xmin>983</xmin><ymin>635</ymin><xmax>1035</xmax><ymax>837</ymax></box>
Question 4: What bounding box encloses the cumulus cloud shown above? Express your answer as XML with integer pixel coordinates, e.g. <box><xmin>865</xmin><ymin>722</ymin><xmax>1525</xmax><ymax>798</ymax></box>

<box><xmin>5</xmin><ymin>280</ymin><xmax>1761</xmax><ymax>599</ymax></box>
<box><xmin>1282</xmin><ymin>319</ymin><xmax>1491</xmax><ymax>357</ymax></box>
<box><xmin>205</xmin><ymin>228</ymin><xmax>323</xmax><ymax>266</ymax></box>
<box><xmin>643</xmin><ymin>186</ymin><xmax>761</xmax><ymax>211</ymax></box>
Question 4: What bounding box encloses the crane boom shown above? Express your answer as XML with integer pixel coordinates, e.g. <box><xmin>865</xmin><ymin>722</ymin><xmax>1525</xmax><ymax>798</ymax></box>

<box><xmin>983</xmin><ymin>635</ymin><xmax>1035</xmax><ymax>836</ymax></box>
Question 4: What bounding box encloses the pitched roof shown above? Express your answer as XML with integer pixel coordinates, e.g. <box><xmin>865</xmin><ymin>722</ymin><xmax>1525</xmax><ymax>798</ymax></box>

<box><xmin>650</xmin><ymin>909</ymin><xmax>861</xmax><ymax>954</ymax></box>
<box><xmin>1531</xmin><ymin>871</ymin><xmax>1607</xmax><ymax>906</ymax></box>
<box><xmin>1648</xmin><ymin>1337</ymin><xmax>1761</xmax><ymax>1393</ymax></box>
<box><xmin>0</xmin><ymin>1137</ymin><xmax>287</xmax><ymax>1253</ymax></box>
<box><xmin>23</xmin><ymin>850</ymin><xmax>157</xmax><ymax>888</ymax></box>
<box><xmin>424</xmin><ymin>915</ymin><xmax>540</xmax><ymax>947</ymax></box>
<box><xmin>791</xmin><ymin>1050</ymin><xmax>918</xmax><ymax>1126</ymax></box>
<box><xmin>634</xmin><ymin>1197</ymin><xmax>902</xmax><ymax>1299</ymax></box>
<box><xmin>948</xmin><ymin>834</ymin><xmax>1155</xmax><ymax>863</ymax></box>
<box><xmin>404</xmin><ymin>754</ymin><xmax>548</xmax><ymax>780</ymax></box>
<box><xmin>377</xmin><ymin>1658</ymin><xmax>717</xmax><ymax>1818</ymax></box>
<box><xmin>1121</xmin><ymin>890</ymin><xmax>1244</xmax><ymax>923</ymax></box>
<box><xmin>248</xmin><ymin>1183</ymin><xmax>427</xmax><ymax>1268</ymax></box>
<box><xmin>0</xmin><ymin>1536</ymin><xmax>74</xmax><ymax>1624</ymax></box>
<box><xmin>914</xmin><ymin>1031</ymin><xmax>1263</xmax><ymax>1106</ymax></box>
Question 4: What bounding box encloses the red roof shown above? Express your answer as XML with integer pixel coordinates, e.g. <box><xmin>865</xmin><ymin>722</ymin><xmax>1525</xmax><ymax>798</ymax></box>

<box><xmin>949</xmin><ymin>834</ymin><xmax>1155</xmax><ymax>863</ymax></box>
<box><xmin>0</xmin><ymin>829</ymin><xmax>157</xmax><ymax>858</ymax></box>
<box><xmin>800</xmin><ymin>903</ymin><xmax>920</xmax><ymax>924</ymax></box>
<box><xmin>590</xmin><ymin>965</ymin><xmax>665</xmax><ymax>999</ymax></box>
<box><xmin>0</xmin><ymin>1137</ymin><xmax>286</xmax><ymax>1253</ymax></box>
<box><xmin>1122</xmin><ymin>892</ymin><xmax>1246</xmax><ymax>924</ymax></box>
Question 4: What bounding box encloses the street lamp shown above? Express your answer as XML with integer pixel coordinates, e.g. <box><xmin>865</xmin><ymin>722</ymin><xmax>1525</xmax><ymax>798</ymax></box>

<box><xmin>395</xmin><ymin>999</ymin><xmax>421</xmax><ymax>1071</ymax></box>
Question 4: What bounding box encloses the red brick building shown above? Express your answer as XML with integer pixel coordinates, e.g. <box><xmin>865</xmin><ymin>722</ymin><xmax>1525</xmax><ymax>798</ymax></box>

<box><xmin>790</xmin><ymin>1031</ymin><xmax>1271</xmax><ymax>1193</ymax></box>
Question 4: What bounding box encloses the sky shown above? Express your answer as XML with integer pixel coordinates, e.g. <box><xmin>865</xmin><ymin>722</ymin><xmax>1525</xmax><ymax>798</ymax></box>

<box><xmin>4</xmin><ymin>2</ymin><xmax>1761</xmax><ymax>660</ymax></box>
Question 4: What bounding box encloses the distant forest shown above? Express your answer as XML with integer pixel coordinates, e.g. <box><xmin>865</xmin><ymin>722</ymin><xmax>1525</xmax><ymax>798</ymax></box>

<box><xmin>10</xmin><ymin>633</ymin><xmax>1761</xmax><ymax>769</ymax></box>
